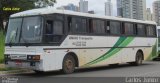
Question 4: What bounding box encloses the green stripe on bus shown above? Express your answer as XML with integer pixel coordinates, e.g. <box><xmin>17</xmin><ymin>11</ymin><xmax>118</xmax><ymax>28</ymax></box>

<box><xmin>147</xmin><ymin>41</ymin><xmax>158</xmax><ymax>60</ymax></box>
<box><xmin>84</xmin><ymin>37</ymin><xmax>134</xmax><ymax>66</ymax></box>
<box><xmin>84</xmin><ymin>37</ymin><xmax>127</xmax><ymax>66</ymax></box>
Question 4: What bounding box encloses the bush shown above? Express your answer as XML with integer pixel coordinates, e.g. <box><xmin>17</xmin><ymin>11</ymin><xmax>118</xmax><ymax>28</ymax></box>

<box><xmin>0</xmin><ymin>31</ymin><xmax>5</xmax><ymax>63</ymax></box>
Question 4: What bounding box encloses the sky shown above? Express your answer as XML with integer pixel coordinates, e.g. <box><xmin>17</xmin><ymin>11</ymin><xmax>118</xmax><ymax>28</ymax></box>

<box><xmin>54</xmin><ymin>0</ymin><xmax>156</xmax><ymax>16</ymax></box>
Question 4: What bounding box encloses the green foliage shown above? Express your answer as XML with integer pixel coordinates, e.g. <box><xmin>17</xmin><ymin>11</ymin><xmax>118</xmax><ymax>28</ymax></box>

<box><xmin>1</xmin><ymin>0</ymin><xmax>35</xmax><ymax>19</ymax></box>
<box><xmin>0</xmin><ymin>67</ymin><xmax>17</xmax><ymax>71</ymax></box>
<box><xmin>35</xmin><ymin>0</ymin><xmax>56</xmax><ymax>8</ymax></box>
<box><xmin>0</xmin><ymin>0</ymin><xmax>35</xmax><ymax>30</ymax></box>
<box><xmin>0</xmin><ymin>31</ymin><xmax>5</xmax><ymax>63</ymax></box>
<box><xmin>0</xmin><ymin>0</ymin><xmax>56</xmax><ymax>30</ymax></box>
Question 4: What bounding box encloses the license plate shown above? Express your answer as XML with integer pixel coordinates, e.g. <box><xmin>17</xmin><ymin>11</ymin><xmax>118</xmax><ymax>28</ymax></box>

<box><xmin>15</xmin><ymin>61</ymin><xmax>22</xmax><ymax>66</ymax></box>
<box><xmin>11</xmin><ymin>55</ymin><xmax>27</xmax><ymax>60</ymax></box>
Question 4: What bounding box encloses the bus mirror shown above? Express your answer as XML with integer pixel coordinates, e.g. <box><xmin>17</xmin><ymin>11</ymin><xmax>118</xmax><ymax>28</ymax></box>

<box><xmin>5</xmin><ymin>21</ymin><xmax>9</xmax><ymax>32</ymax></box>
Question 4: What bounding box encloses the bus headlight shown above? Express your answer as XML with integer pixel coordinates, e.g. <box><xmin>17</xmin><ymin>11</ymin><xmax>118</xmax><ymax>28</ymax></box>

<box><xmin>27</xmin><ymin>55</ymin><xmax>32</xmax><ymax>60</ymax></box>
<box><xmin>27</xmin><ymin>55</ymin><xmax>40</xmax><ymax>61</ymax></box>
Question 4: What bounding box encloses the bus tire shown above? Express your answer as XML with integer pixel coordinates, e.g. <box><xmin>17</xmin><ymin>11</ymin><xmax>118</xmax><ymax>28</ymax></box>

<box><xmin>130</xmin><ymin>51</ymin><xmax>143</xmax><ymax>66</ymax></box>
<box><xmin>62</xmin><ymin>55</ymin><xmax>75</xmax><ymax>74</ymax></box>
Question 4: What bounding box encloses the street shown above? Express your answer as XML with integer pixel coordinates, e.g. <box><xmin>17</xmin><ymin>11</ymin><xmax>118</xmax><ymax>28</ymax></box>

<box><xmin>1</xmin><ymin>61</ymin><xmax>160</xmax><ymax>83</ymax></box>
<box><xmin>3</xmin><ymin>61</ymin><xmax>160</xmax><ymax>77</ymax></box>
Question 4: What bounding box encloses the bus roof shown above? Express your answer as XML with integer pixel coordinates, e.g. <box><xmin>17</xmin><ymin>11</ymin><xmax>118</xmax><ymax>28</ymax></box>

<box><xmin>11</xmin><ymin>8</ymin><xmax>156</xmax><ymax>25</ymax></box>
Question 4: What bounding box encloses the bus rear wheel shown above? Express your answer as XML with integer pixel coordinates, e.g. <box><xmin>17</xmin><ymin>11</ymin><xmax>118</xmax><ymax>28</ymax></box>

<box><xmin>130</xmin><ymin>52</ymin><xmax>143</xmax><ymax>66</ymax></box>
<box><xmin>62</xmin><ymin>55</ymin><xmax>75</xmax><ymax>74</ymax></box>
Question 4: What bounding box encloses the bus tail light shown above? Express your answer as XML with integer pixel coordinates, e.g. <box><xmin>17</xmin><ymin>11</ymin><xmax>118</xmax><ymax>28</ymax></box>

<box><xmin>32</xmin><ymin>55</ymin><xmax>40</xmax><ymax>60</ymax></box>
<box><xmin>27</xmin><ymin>55</ymin><xmax>40</xmax><ymax>61</ymax></box>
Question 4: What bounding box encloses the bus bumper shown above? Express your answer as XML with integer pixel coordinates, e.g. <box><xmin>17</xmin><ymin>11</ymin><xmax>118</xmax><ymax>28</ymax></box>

<box><xmin>5</xmin><ymin>60</ymin><xmax>43</xmax><ymax>71</ymax></box>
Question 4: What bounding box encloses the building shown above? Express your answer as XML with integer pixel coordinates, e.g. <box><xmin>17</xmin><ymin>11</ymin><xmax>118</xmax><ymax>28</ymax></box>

<box><xmin>153</xmin><ymin>0</ymin><xmax>160</xmax><ymax>25</ymax></box>
<box><xmin>117</xmin><ymin>0</ymin><xmax>123</xmax><ymax>17</ymax></box>
<box><xmin>105</xmin><ymin>0</ymin><xmax>113</xmax><ymax>16</ymax></box>
<box><xmin>79</xmin><ymin>0</ymin><xmax>88</xmax><ymax>13</ymax></box>
<box><xmin>117</xmin><ymin>0</ymin><xmax>146</xmax><ymax>20</ymax></box>
<box><xmin>146</xmin><ymin>8</ymin><xmax>153</xmax><ymax>21</ymax></box>
<box><xmin>57</xmin><ymin>4</ymin><xmax>79</xmax><ymax>12</ymax></box>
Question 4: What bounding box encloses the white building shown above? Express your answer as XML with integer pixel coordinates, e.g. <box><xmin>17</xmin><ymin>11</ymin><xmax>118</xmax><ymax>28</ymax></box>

<box><xmin>79</xmin><ymin>0</ymin><xmax>88</xmax><ymax>13</ymax></box>
<box><xmin>117</xmin><ymin>0</ymin><xmax>146</xmax><ymax>20</ymax></box>
<box><xmin>105</xmin><ymin>0</ymin><xmax>113</xmax><ymax>16</ymax></box>
<box><xmin>153</xmin><ymin>0</ymin><xmax>160</xmax><ymax>25</ymax></box>
<box><xmin>146</xmin><ymin>8</ymin><xmax>153</xmax><ymax>21</ymax></box>
<box><xmin>57</xmin><ymin>4</ymin><xmax>79</xmax><ymax>12</ymax></box>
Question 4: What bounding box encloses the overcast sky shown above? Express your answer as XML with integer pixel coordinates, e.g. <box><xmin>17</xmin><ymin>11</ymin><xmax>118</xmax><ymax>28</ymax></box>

<box><xmin>54</xmin><ymin>0</ymin><xmax>156</xmax><ymax>16</ymax></box>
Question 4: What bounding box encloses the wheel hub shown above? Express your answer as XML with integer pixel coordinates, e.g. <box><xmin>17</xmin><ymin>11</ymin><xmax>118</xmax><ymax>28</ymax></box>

<box><xmin>65</xmin><ymin>59</ymin><xmax>73</xmax><ymax>70</ymax></box>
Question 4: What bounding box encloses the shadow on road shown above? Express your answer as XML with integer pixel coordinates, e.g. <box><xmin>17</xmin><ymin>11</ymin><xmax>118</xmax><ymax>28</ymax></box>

<box><xmin>13</xmin><ymin>62</ymin><xmax>154</xmax><ymax>77</ymax></box>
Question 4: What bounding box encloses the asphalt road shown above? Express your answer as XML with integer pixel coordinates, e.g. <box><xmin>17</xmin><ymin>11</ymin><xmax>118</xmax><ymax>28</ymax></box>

<box><xmin>15</xmin><ymin>61</ymin><xmax>160</xmax><ymax>77</ymax></box>
<box><xmin>1</xmin><ymin>61</ymin><xmax>160</xmax><ymax>83</ymax></box>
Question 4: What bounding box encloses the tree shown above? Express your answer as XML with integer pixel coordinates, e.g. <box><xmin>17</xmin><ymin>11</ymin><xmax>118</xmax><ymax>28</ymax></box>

<box><xmin>35</xmin><ymin>0</ymin><xmax>56</xmax><ymax>8</ymax></box>
<box><xmin>0</xmin><ymin>0</ymin><xmax>35</xmax><ymax>31</ymax></box>
<box><xmin>0</xmin><ymin>0</ymin><xmax>56</xmax><ymax>31</ymax></box>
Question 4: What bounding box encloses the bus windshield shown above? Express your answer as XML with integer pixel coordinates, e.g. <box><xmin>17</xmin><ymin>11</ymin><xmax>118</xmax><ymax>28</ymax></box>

<box><xmin>5</xmin><ymin>16</ymin><xmax>42</xmax><ymax>45</ymax></box>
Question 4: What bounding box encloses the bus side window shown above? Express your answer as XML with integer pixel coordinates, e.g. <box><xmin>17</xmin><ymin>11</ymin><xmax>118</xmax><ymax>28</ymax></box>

<box><xmin>134</xmin><ymin>24</ymin><xmax>138</xmax><ymax>35</ymax></box>
<box><xmin>71</xmin><ymin>17</ymin><xmax>87</xmax><ymax>34</ymax></box>
<box><xmin>137</xmin><ymin>24</ymin><xmax>146</xmax><ymax>36</ymax></box>
<box><xmin>110</xmin><ymin>21</ymin><xmax>121</xmax><ymax>35</ymax></box>
<box><xmin>67</xmin><ymin>16</ymin><xmax>72</xmax><ymax>32</ymax></box>
<box><xmin>90</xmin><ymin>19</ymin><xmax>105</xmax><ymax>34</ymax></box>
<box><xmin>89</xmin><ymin>19</ymin><xmax>93</xmax><ymax>33</ymax></box>
<box><xmin>123</xmin><ymin>22</ymin><xmax>134</xmax><ymax>35</ymax></box>
<box><xmin>53</xmin><ymin>21</ymin><xmax>64</xmax><ymax>42</ymax></box>
<box><xmin>106</xmin><ymin>21</ymin><xmax>110</xmax><ymax>34</ymax></box>
<box><xmin>146</xmin><ymin>25</ymin><xmax>156</xmax><ymax>37</ymax></box>
<box><xmin>45</xmin><ymin>20</ymin><xmax>54</xmax><ymax>42</ymax></box>
<box><xmin>44</xmin><ymin>20</ymin><xmax>64</xmax><ymax>43</ymax></box>
<box><xmin>46</xmin><ymin>20</ymin><xmax>53</xmax><ymax>34</ymax></box>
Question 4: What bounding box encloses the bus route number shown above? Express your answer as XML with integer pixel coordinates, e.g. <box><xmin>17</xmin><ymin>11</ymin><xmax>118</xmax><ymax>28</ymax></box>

<box><xmin>72</xmin><ymin>41</ymin><xmax>86</xmax><ymax>46</ymax></box>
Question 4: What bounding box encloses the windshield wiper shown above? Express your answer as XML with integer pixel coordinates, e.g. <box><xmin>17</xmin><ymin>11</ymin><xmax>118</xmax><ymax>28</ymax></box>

<box><xmin>21</xmin><ymin>36</ymin><xmax>30</xmax><ymax>47</ymax></box>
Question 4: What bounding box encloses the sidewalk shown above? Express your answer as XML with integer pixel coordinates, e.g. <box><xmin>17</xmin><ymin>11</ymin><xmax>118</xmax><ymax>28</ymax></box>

<box><xmin>0</xmin><ymin>64</ymin><xmax>33</xmax><ymax>75</ymax></box>
<box><xmin>0</xmin><ymin>64</ymin><xmax>5</xmax><ymax>69</ymax></box>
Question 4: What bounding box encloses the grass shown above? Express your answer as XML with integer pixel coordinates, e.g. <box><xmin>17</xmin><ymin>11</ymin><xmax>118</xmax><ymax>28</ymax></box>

<box><xmin>0</xmin><ymin>67</ymin><xmax>17</xmax><ymax>71</ymax></box>
<box><xmin>0</xmin><ymin>30</ymin><xmax>5</xmax><ymax>63</ymax></box>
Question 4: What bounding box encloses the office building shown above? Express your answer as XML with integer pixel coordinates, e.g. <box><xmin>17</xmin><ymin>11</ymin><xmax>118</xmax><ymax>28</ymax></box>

<box><xmin>117</xmin><ymin>0</ymin><xmax>146</xmax><ymax>20</ymax></box>
<box><xmin>105</xmin><ymin>0</ymin><xmax>113</xmax><ymax>16</ymax></box>
<box><xmin>79</xmin><ymin>0</ymin><xmax>88</xmax><ymax>13</ymax></box>
<box><xmin>57</xmin><ymin>3</ymin><xmax>79</xmax><ymax>12</ymax></box>
<box><xmin>146</xmin><ymin>8</ymin><xmax>153</xmax><ymax>21</ymax></box>
<box><xmin>153</xmin><ymin>0</ymin><xmax>160</xmax><ymax>25</ymax></box>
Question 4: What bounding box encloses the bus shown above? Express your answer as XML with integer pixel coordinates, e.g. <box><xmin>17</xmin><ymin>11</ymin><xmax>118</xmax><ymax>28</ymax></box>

<box><xmin>4</xmin><ymin>8</ymin><xmax>158</xmax><ymax>74</ymax></box>
<box><xmin>157</xmin><ymin>26</ymin><xmax>160</xmax><ymax>60</ymax></box>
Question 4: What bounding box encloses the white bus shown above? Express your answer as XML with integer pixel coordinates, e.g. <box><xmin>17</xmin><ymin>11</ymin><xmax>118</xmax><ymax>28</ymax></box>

<box><xmin>157</xmin><ymin>26</ymin><xmax>160</xmax><ymax>59</ymax></box>
<box><xmin>5</xmin><ymin>8</ymin><xmax>158</xmax><ymax>74</ymax></box>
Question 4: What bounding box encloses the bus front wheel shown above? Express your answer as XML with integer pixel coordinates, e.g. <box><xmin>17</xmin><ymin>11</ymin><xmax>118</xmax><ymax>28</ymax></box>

<box><xmin>62</xmin><ymin>55</ymin><xmax>75</xmax><ymax>74</ymax></box>
<box><xmin>130</xmin><ymin>52</ymin><xmax>143</xmax><ymax>66</ymax></box>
